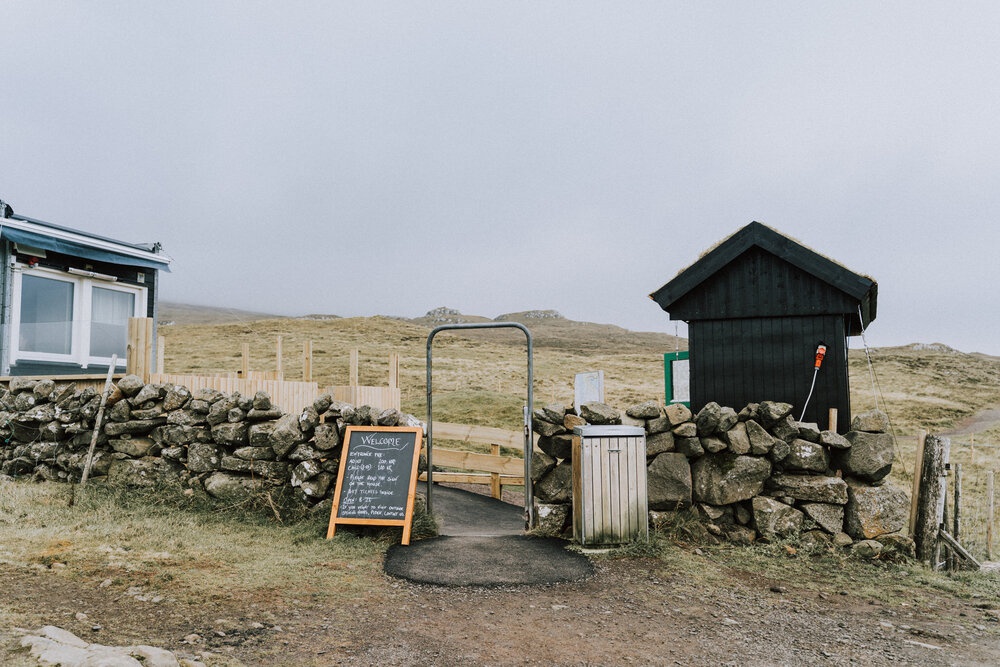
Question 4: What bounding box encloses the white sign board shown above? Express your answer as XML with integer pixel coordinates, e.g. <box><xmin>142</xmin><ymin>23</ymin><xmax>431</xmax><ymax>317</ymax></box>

<box><xmin>671</xmin><ymin>358</ymin><xmax>690</xmax><ymax>403</ymax></box>
<box><xmin>574</xmin><ymin>371</ymin><xmax>605</xmax><ymax>415</ymax></box>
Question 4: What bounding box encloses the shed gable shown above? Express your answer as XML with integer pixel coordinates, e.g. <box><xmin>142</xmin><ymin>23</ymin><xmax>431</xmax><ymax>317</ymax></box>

<box><xmin>667</xmin><ymin>245</ymin><xmax>863</xmax><ymax>321</ymax></box>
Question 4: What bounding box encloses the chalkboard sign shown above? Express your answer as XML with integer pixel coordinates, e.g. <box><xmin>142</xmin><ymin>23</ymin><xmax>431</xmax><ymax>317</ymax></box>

<box><xmin>326</xmin><ymin>426</ymin><xmax>423</xmax><ymax>545</ymax></box>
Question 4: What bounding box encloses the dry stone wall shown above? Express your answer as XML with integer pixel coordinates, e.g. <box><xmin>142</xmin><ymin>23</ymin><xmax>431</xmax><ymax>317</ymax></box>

<box><xmin>0</xmin><ymin>374</ymin><xmax>913</xmax><ymax>557</ymax></box>
<box><xmin>0</xmin><ymin>375</ymin><xmax>421</xmax><ymax>513</ymax></box>
<box><xmin>532</xmin><ymin>399</ymin><xmax>913</xmax><ymax>556</ymax></box>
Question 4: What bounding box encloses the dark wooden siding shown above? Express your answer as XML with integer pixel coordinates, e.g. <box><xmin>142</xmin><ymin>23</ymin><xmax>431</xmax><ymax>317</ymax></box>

<box><xmin>669</xmin><ymin>247</ymin><xmax>860</xmax><ymax>321</ymax></box>
<box><xmin>689</xmin><ymin>314</ymin><xmax>850</xmax><ymax>433</ymax></box>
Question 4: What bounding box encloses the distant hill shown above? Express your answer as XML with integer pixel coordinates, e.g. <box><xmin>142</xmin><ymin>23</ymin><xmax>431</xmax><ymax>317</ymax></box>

<box><xmin>158</xmin><ymin>302</ymin><xmax>288</xmax><ymax>325</ymax></box>
<box><xmin>160</xmin><ymin>303</ymin><xmax>688</xmax><ymax>353</ymax></box>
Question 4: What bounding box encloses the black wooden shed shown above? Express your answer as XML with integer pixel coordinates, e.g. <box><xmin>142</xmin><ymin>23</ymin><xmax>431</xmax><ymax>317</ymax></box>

<box><xmin>649</xmin><ymin>221</ymin><xmax>877</xmax><ymax>433</ymax></box>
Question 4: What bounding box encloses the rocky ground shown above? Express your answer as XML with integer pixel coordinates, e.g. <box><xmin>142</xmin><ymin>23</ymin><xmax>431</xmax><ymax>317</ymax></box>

<box><xmin>5</xmin><ymin>550</ymin><xmax>1000</xmax><ymax>667</ymax></box>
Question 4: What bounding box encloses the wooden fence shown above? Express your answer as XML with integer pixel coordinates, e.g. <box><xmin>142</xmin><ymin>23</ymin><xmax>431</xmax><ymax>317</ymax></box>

<box><xmin>423</xmin><ymin>422</ymin><xmax>537</xmax><ymax>499</ymax></box>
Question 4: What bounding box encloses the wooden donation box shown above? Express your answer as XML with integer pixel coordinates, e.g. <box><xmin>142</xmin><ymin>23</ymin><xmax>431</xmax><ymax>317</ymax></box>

<box><xmin>572</xmin><ymin>425</ymin><xmax>649</xmax><ymax>546</ymax></box>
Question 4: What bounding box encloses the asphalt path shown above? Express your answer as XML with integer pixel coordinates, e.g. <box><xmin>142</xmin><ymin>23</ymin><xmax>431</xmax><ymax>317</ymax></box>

<box><xmin>383</xmin><ymin>483</ymin><xmax>593</xmax><ymax>587</ymax></box>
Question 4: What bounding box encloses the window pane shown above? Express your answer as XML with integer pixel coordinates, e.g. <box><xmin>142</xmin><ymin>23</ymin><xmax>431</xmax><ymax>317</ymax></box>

<box><xmin>90</xmin><ymin>287</ymin><xmax>135</xmax><ymax>358</ymax></box>
<box><xmin>19</xmin><ymin>275</ymin><xmax>74</xmax><ymax>354</ymax></box>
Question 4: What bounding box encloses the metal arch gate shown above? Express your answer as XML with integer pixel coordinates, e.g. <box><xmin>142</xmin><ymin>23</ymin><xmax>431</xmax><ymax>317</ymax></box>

<box><xmin>426</xmin><ymin>322</ymin><xmax>535</xmax><ymax>529</ymax></box>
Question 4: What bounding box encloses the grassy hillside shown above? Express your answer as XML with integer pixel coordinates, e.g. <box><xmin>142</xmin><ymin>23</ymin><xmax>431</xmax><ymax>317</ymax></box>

<box><xmin>157</xmin><ymin>303</ymin><xmax>1000</xmax><ymax>437</ymax></box>
<box><xmin>156</xmin><ymin>304</ymin><xmax>1000</xmax><ymax>557</ymax></box>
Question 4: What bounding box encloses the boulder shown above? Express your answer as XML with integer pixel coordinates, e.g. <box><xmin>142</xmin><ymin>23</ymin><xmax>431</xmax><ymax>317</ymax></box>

<box><xmin>723</xmin><ymin>422</ymin><xmax>751</xmax><ymax>455</ymax></box>
<box><xmin>116</xmin><ymin>375</ymin><xmax>146</xmax><ymax>397</ymax></box>
<box><xmin>109</xmin><ymin>437</ymin><xmax>156</xmax><ymax>458</ymax></box>
<box><xmin>299</xmin><ymin>472</ymin><xmax>334</xmax><ymax>500</ymax></box>
<box><xmin>676</xmin><ymin>437</ymin><xmax>705</xmax><ymax>458</ymax></box>
<box><xmin>270</xmin><ymin>414</ymin><xmax>306</xmax><ymax>458</ymax></box>
<box><xmin>844</xmin><ymin>479</ymin><xmax>909</xmax><ymax>540</ymax></box>
<box><xmin>107</xmin><ymin>458</ymin><xmax>158</xmax><ymax>487</ymax></box>
<box><xmin>663</xmin><ymin>403</ymin><xmax>692</xmax><ymax>426</ymax></box>
<box><xmin>717</xmin><ymin>406</ymin><xmax>739</xmax><ymax>434</ymax></box>
<box><xmin>291</xmin><ymin>459</ymin><xmax>322</xmax><ymax>486</ymax></box>
<box><xmin>626</xmin><ymin>401</ymin><xmax>661</xmax><ymax>419</ymax></box>
<box><xmin>769</xmin><ymin>473</ymin><xmax>849</xmax><ymax>504</ymax></box>
<box><xmin>771</xmin><ymin>415</ymin><xmax>800</xmax><ymax>442</ymax></box>
<box><xmin>211</xmin><ymin>422</ymin><xmax>249</xmax><ymax>447</ymax></box>
<box><xmin>756</xmin><ymin>401</ymin><xmax>792</xmax><ymax>427</ymax></box>
<box><xmin>796</xmin><ymin>422</ymin><xmax>821</xmax><ymax>443</ymax></box>
<box><xmin>646</xmin><ymin>415</ymin><xmax>672</xmax><ymax>435</ymax></box>
<box><xmin>801</xmin><ymin>502</ymin><xmax>845</xmax><ymax>535</ymax></box>
<box><xmin>534</xmin><ymin>419</ymin><xmax>567</xmax><ymax>438</ymax></box>
<box><xmin>695</xmin><ymin>402</ymin><xmax>722</xmax><ymax>436</ymax></box>
<box><xmin>105</xmin><ymin>419</ymin><xmax>165</xmax><ymax>437</ymax></box>
<box><xmin>838</xmin><ymin>431</ymin><xmax>894</xmax><ymax>482</ymax></box>
<box><xmin>530</xmin><ymin>450</ymin><xmax>557</xmax><ymax>484</ymax></box>
<box><xmin>691</xmin><ymin>453</ymin><xmax>771</xmax><ymax>505</ymax></box>
<box><xmin>646</xmin><ymin>452</ymin><xmax>692</xmax><ymax>510</ymax></box>
<box><xmin>232</xmin><ymin>446</ymin><xmax>276</xmax><ymax>461</ymax></box>
<box><xmin>312</xmin><ymin>423</ymin><xmax>341</xmax><ymax>451</ymax></box>
<box><xmin>203</xmin><ymin>472</ymin><xmax>265</xmax><ymax>503</ymax></box>
<box><xmin>745</xmin><ymin>420</ymin><xmax>776</xmax><ymax>455</ymax></box>
<box><xmin>535</xmin><ymin>503</ymin><xmax>570</xmax><ymax>537</ymax></box>
<box><xmin>752</xmin><ymin>496</ymin><xmax>804</xmax><ymax>539</ymax></box>
<box><xmin>783</xmin><ymin>439</ymin><xmax>830</xmax><ymax>473</ymax></box>
<box><xmin>187</xmin><ymin>442</ymin><xmax>222</xmax><ymax>473</ymax></box>
<box><xmin>852</xmin><ymin>409</ymin><xmax>890</xmax><ymax>433</ymax></box>
<box><xmin>219</xmin><ymin>456</ymin><xmax>290</xmax><ymax>481</ymax></box>
<box><xmin>820</xmin><ymin>430</ymin><xmax>851</xmax><ymax>450</ymax></box>
<box><xmin>537</xmin><ymin>434</ymin><xmax>573</xmax><ymax>460</ymax></box>
<box><xmin>534</xmin><ymin>461</ymin><xmax>573</xmax><ymax>503</ymax></box>
<box><xmin>161</xmin><ymin>385</ymin><xmax>192</xmax><ymax>412</ymax></box>
<box><xmin>700</xmin><ymin>435</ymin><xmax>727</xmax><ymax>454</ymax></box>
<box><xmin>645</xmin><ymin>431</ymin><xmax>675</xmax><ymax>457</ymax></box>
<box><xmin>579</xmin><ymin>402</ymin><xmax>620</xmax><ymax>425</ymax></box>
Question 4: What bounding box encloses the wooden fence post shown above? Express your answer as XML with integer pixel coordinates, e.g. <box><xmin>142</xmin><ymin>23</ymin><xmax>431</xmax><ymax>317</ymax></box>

<box><xmin>988</xmin><ymin>470</ymin><xmax>995</xmax><ymax>561</ymax></box>
<box><xmin>909</xmin><ymin>430</ymin><xmax>927</xmax><ymax>536</ymax></box>
<box><xmin>156</xmin><ymin>336</ymin><xmax>165</xmax><ymax>375</ymax></box>
<box><xmin>350</xmin><ymin>350</ymin><xmax>359</xmax><ymax>387</ymax></box>
<box><xmin>303</xmin><ymin>341</ymin><xmax>313</xmax><ymax>382</ymax></box>
<box><xmin>913</xmin><ymin>434</ymin><xmax>951</xmax><ymax>565</ymax></box>
<box><xmin>241</xmin><ymin>343</ymin><xmax>250</xmax><ymax>378</ymax></box>
<box><xmin>126</xmin><ymin>317</ymin><xmax>153</xmax><ymax>382</ymax></box>
<box><xmin>389</xmin><ymin>353</ymin><xmax>399</xmax><ymax>389</ymax></box>
<box><xmin>276</xmin><ymin>335</ymin><xmax>283</xmax><ymax>379</ymax></box>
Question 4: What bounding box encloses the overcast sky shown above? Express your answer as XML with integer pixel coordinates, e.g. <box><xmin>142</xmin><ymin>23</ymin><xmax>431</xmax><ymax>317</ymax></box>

<box><xmin>3</xmin><ymin>2</ymin><xmax>999</xmax><ymax>355</ymax></box>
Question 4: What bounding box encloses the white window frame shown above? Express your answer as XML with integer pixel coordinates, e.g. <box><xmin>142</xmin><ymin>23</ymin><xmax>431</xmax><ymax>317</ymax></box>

<box><xmin>9</xmin><ymin>264</ymin><xmax>145</xmax><ymax>369</ymax></box>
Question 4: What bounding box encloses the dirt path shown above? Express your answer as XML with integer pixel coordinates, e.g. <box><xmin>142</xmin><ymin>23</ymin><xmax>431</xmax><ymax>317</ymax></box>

<box><xmin>942</xmin><ymin>407</ymin><xmax>1000</xmax><ymax>437</ymax></box>
<box><xmin>5</xmin><ymin>556</ymin><xmax>1000</xmax><ymax>667</ymax></box>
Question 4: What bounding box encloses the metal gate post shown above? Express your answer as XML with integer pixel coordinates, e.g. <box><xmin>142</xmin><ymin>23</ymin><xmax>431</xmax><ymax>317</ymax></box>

<box><xmin>426</xmin><ymin>322</ymin><xmax>534</xmax><ymax>528</ymax></box>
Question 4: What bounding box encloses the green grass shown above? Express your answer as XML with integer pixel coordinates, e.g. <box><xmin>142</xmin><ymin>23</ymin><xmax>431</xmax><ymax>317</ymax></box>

<box><xmin>0</xmin><ymin>480</ymin><xmax>388</xmax><ymax>605</ymax></box>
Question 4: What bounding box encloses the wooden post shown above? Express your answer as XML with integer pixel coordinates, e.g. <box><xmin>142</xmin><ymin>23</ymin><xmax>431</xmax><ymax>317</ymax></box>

<box><xmin>241</xmin><ymin>343</ymin><xmax>250</xmax><ymax>378</ymax></box>
<box><xmin>156</xmin><ymin>335</ymin><xmax>165</xmax><ymax>375</ymax></box>
<box><xmin>276</xmin><ymin>335</ymin><xmax>283</xmax><ymax>379</ymax></box>
<box><xmin>953</xmin><ymin>462</ymin><xmax>962</xmax><ymax>545</ymax></box>
<box><xmin>350</xmin><ymin>350</ymin><xmax>359</xmax><ymax>387</ymax></box>
<box><xmin>913</xmin><ymin>433</ymin><xmax>951</xmax><ymax>565</ymax></box>
<box><xmin>988</xmin><ymin>471</ymin><xmax>995</xmax><ymax>561</ymax></box>
<box><xmin>389</xmin><ymin>353</ymin><xmax>399</xmax><ymax>389</ymax></box>
<box><xmin>303</xmin><ymin>340</ymin><xmax>313</xmax><ymax>382</ymax></box>
<box><xmin>827</xmin><ymin>408</ymin><xmax>838</xmax><ymax>433</ymax></box>
<box><xmin>126</xmin><ymin>317</ymin><xmax>153</xmax><ymax>382</ymax></box>
<box><xmin>490</xmin><ymin>443</ymin><xmax>502</xmax><ymax>500</ymax></box>
<box><xmin>909</xmin><ymin>430</ymin><xmax>927</xmax><ymax>536</ymax></box>
<box><xmin>80</xmin><ymin>355</ymin><xmax>118</xmax><ymax>486</ymax></box>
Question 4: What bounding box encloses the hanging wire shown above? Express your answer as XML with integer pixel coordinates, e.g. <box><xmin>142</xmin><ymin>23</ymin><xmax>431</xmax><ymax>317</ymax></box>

<box><xmin>855</xmin><ymin>306</ymin><xmax>909</xmax><ymax>477</ymax></box>
<box><xmin>857</xmin><ymin>306</ymin><xmax>880</xmax><ymax>413</ymax></box>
